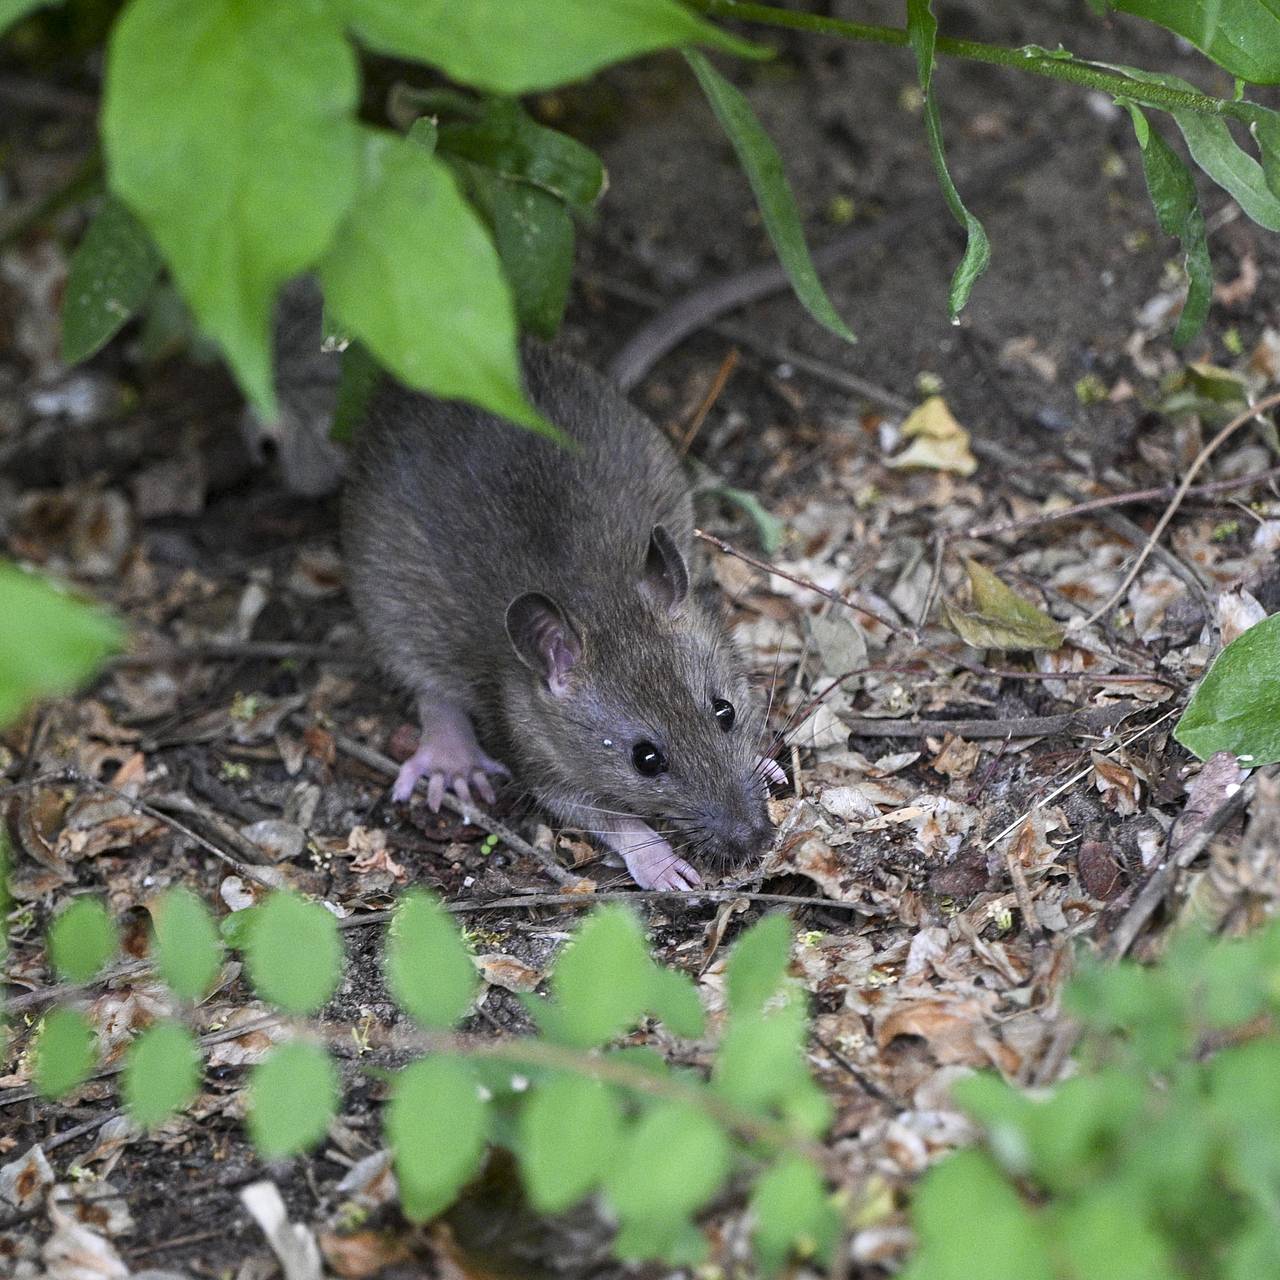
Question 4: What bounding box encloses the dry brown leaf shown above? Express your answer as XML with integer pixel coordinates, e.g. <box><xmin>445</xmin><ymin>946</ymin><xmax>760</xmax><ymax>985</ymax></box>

<box><xmin>886</xmin><ymin>397</ymin><xmax>978</xmax><ymax>476</ymax></box>
<box><xmin>1091</xmin><ymin>752</ymin><xmax>1143</xmax><ymax>817</ymax></box>
<box><xmin>929</xmin><ymin>734</ymin><xmax>981</xmax><ymax>780</ymax></box>
<box><xmin>319</xmin><ymin>1230</ymin><xmax>412</xmax><ymax>1279</ymax></box>
<box><xmin>475</xmin><ymin>953</ymin><xmax>543</xmax><ymax>993</ymax></box>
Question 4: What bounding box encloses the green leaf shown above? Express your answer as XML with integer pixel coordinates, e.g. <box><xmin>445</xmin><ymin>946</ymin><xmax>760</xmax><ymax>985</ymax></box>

<box><xmin>329</xmin><ymin>341</ymin><xmax>381</xmax><ymax>445</ymax></box>
<box><xmin>518</xmin><ymin>1071</ymin><xmax>622</xmax><ymax>1212</ymax></box>
<box><xmin>1111</xmin><ymin>1</ymin><xmax>1280</xmax><ymax>84</ymax></box>
<box><xmin>0</xmin><ymin>0</ymin><xmax>58</xmax><ymax>34</ymax></box>
<box><xmin>387</xmin><ymin>1055</ymin><xmax>489</xmax><ymax>1221</ymax></box>
<box><xmin>1175</xmin><ymin>613</ymin><xmax>1280</xmax><ymax>764</ymax></box>
<box><xmin>899</xmin><ymin>1150</ymin><xmax>1054</xmax><ymax>1280</ymax></box>
<box><xmin>152</xmin><ymin>887</ymin><xmax>222</xmax><ymax>1001</ymax></box>
<box><xmin>725</xmin><ymin>913</ymin><xmax>792</xmax><ymax>1016</ymax></box>
<box><xmin>943</xmin><ymin>559</ymin><xmax>1066</xmax><ymax>651</ymax></box>
<box><xmin>1053</xmin><ymin>1190</ymin><xmax>1175</xmax><ymax>1280</ymax></box>
<box><xmin>339</xmin><ymin>0</ymin><xmax>765</xmax><ymax>95</ymax></box>
<box><xmin>244</xmin><ymin>892</ymin><xmax>342</xmax><ymax>1015</ymax></box>
<box><xmin>1258</xmin><ymin>113</ymin><xmax>1280</xmax><ymax>200</ymax></box>
<box><xmin>436</xmin><ymin>98</ymin><xmax>605</xmax><ymax>210</ymax></box>
<box><xmin>385</xmin><ymin>890</ymin><xmax>478</xmax><ymax>1030</ymax></box>
<box><xmin>61</xmin><ymin>195</ymin><xmax>162</xmax><ymax>365</ymax></box>
<box><xmin>605</xmin><ymin>1100</ymin><xmax>730</xmax><ymax>1224</ymax></box>
<box><xmin>35</xmin><ymin>1007</ymin><xmax>97</xmax><ymax>1099</ymax></box>
<box><xmin>0</xmin><ymin>562</ymin><xmax>121</xmax><ymax>729</ymax></box>
<box><xmin>714</xmin><ymin>1001</ymin><xmax>809</xmax><ymax>1111</ymax></box>
<box><xmin>1109</xmin><ymin>65</ymin><xmax>1280</xmax><ymax>232</ymax></box>
<box><xmin>751</xmin><ymin>1156</ymin><xmax>838</xmax><ymax>1276</ymax></box>
<box><xmin>906</xmin><ymin>0</ymin><xmax>990</xmax><ymax>318</ymax></box>
<box><xmin>648</xmin><ymin>965</ymin><xmax>706</xmax><ymax>1039</ymax></box>
<box><xmin>613</xmin><ymin>1215</ymin><xmax>708</xmax><ymax>1266</ymax></box>
<box><xmin>248</xmin><ymin>1040</ymin><xmax>340</xmax><ymax>1157</ymax></box>
<box><xmin>1124</xmin><ymin>106</ymin><xmax>1212</xmax><ymax>346</ymax></box>
<box><xmin>448</xmin><ymin>159</ymin><xmax>575</xmax><ymax>339</ymax></box>
<box><xmin>101</xmin><ymin>0</ymin><xmax>361</xmax><ymax>416</ymax></box>
<box><xmin>318</xmin><ymin>130</ymin><xmax>551</xmax><ymax>436</ymax></box>
<box><xmin>219</xmin><ymin>904</ymin><xmax>260</xmax><ymax>951</ymax></box>
<box><xmin>685</xmin><ymin>51</ymin><xmax>854</xmax><ymax>345</ymax></box>
<box><xmin>49</xmin><ymin>897</ymin><xmax>117</xmax><ymax>984</ymax></box>
<box><xmin>123</xmin><ymin>1020</ymin><xmax>200</xmax><ymax>1129</ymax></box>
<box><xmin>545</xmin><ymin>906</ymin><xmax>655</xmax><ymax>1047</ymax></box>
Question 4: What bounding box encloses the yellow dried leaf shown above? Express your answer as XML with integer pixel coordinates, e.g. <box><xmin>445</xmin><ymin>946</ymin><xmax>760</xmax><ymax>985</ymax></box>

<box><xmin>943</xmin><ymin>560</ymin><xmax>1065</xmax><ymax>651</ymax></box>
<box><xmin>887</xmin><ymin>397</ymin><xmax>977</xmax><ymax>476</ymax></box>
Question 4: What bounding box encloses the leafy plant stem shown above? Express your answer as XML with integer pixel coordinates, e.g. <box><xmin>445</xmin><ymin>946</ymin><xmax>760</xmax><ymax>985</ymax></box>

<box><xmin>358</xmin><ymin>1024</ymin><xmax>830</xmax><ymax>1167</ymax></box>
<box><xmin>687</xmin><ymin>0</ymin><xmax>1261</xmax><ymax>126</ymax></box>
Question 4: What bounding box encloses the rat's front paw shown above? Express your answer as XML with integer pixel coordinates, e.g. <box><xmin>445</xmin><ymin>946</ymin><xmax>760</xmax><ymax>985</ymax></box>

<box><xmin>392</xmin><ymin>743</ymin><xmax>509</xmax><ymax>812</ymax></box>
<box><xmin>623</xmin><ymin>842</ymin><xmax>702</xmax><ymax>892</ymax></box>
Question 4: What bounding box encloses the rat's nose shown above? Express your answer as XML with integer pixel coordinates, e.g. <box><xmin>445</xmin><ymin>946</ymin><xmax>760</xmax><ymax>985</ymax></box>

<box><xmin>718</xmin><ymin>811</ymin><xmax>775</xmax><ymax>866</ymax></box>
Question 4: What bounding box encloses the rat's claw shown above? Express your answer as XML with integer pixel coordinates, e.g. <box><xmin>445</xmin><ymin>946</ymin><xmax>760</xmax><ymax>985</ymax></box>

<box><xmin>472</xmin><ymin>771</ymin><xmax>497</xmax><ymax>805</ymax></box>
<box><xmin>757</xmin><ymin>755</ymin><xmax>788</xmax><ymax>790</ymax></box>
<box><xmin>650</xmin><ymin>857</ymin><xmax>702</xmax><ymax>892</ymax></box>
<box><xmin>454</xmin><ymin>774</ymin><xmax>473</xmax><ymax>810</ymax></box>
<box><xmin>425</xmin><ymin>773</ymin><xmax>446</xmax><ymax>813</ymax></box>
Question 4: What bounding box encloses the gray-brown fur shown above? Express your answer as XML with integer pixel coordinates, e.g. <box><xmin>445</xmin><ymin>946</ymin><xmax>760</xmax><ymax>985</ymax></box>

<box><xmin>342</xmin><ymin>343</ymin><xmax>773</xmax><ymax>879</ymax></box>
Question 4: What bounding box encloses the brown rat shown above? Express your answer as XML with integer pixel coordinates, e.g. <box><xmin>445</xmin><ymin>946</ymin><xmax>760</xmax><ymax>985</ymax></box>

<box><xmin>342</xmin><ymin>342</ymin><xmax>783</xmax><ymax>891</ymax></box>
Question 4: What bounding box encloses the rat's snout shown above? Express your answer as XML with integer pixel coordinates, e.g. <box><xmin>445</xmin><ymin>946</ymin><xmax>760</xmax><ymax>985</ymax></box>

<box><xmin>713</xmin><ymin>805</ymin><xmax>775</xmax><ymax>868</ymax></box>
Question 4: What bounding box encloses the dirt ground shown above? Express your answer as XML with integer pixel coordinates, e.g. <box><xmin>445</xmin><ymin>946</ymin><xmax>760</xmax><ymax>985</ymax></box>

<box><xmin>2</xmin><ymin>0</ymin><xmax>1279</xmax><ymax>1275</ymax></box>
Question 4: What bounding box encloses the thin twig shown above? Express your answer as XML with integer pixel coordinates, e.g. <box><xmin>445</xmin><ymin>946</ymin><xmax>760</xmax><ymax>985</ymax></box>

<box><xmin>108</xmin><ymin>640</ymin><xmax>363</xmax><ymax>669</ymax></box>
<box><xmin>1081</xmin><ymin>391</ymin><xmax>1280</xmax><ymax>627</ymax></box>
<box><xmin>838</xmin><ymin>702</ymin><xmax>1142</xmax><ymax>740</ymax></box>
<box><xmin>956</xmin><ymin>463</ymin><xmax>1280</xmax><ymax>542</ymax></box>
<box><xmin>678</xmin><ymin>347</ymin><xmax>739</xmax><ymax>455</ymax></box>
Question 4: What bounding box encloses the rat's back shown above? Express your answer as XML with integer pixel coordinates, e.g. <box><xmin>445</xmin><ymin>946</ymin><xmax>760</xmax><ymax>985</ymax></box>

<box><xmin>341</xmin><ymin>342</ymin><xmax>693</xmax><ymax>705</ymax></box>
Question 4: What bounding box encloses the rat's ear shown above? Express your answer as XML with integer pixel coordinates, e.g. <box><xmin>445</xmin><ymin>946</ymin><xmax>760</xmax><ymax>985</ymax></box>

<box><xmin>642</xmin><ymin>524</ymin><xmax>689</xmax><ymax>614</ymax></box>
<box><xmin>505</xmin><ymin>592</ymin><xmax>582</xmax><ymax>697</ymax></box>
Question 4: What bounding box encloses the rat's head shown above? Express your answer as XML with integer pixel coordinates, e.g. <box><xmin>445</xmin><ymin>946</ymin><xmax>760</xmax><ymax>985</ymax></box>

<box><xmin>503</xmin><ymin>525</ymin><xmax>774</xmax><ymax>876</ymax></box>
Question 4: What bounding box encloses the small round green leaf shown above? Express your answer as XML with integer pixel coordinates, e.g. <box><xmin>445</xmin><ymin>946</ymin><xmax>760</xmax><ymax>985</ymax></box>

<box><xmin>751</xmin><ymin>1156</ymin><xmax>838</xmax><ymax>1275</ymax></box>
<box><xmin>152</xmin><ymin>887</ymin><xmax>222</xmax><ymax>1000</ymax></box>
<box><xmin>49</xmin><ymin>898</ymin><xmax>117</xmax><ymax>984</ymax></box>
<box><xmin>248</xmin><ymin>1040</ymin><xmax>340</xmax><ymax>1157</ymax></box>
<box><xmin>1175</xmin><ymin>613</ymin><xmax>1280</xmax><ymax>764</ymax></box>
<box><xmin>35</xmin><ymin>1007</ymin><xmax>97</xmax><ymax>1099</ymax></box>
<box><xmin>714</xmin><ymin>1001</ymin><xmax>809</xmax><ymax>1111</ymax></box>
<box><xmin>605</xmin><ymin>1101</ymin><xmax>730</xmax><ymax>1224</ymax></box>
<box><xmin>387</xmin><ymin>1055</ymin><xmax>489</xmax><ymax>1222</ymax></box>
<box><xmin>385</xmin><ymin>890</ymin><xmax>477</xmax><ymax>1029</ymax></box>
<box><xmin>548</xmin><ymin>906</ymin><xmax>654</xmax><ymax>1048</ymax></box>
<box><xmin>518</xmin><ymin>1071</ymin><xmax>621</xmax><ymax>1213</ymax></box>
<box><xmin>244</xmin><ymin>892</ymin><xmax>342</xmax><ymax>1015</ymax></box>
<box><xmin>648</xmin><ymin>964</ymin><xmax>705</xmax><ymax>1039</ymax></box>
<box><xmin>123</xmin><ymin>1020</ymin><xmax>201</xmax><ymax>1129</ymax></box>
<box><xmin>725</xmin><ymin>913</ymin><xmax>792</xmax><ymax>1017</ymax></box>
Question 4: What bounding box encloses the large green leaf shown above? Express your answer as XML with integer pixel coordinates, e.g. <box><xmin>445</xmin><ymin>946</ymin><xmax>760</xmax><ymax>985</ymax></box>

<box><xmin>0</xmin><ymin>562</ymin><xmax>121</xmax><ymax>729</ymax></box>
<box><xmin>1175</xmin><ymin>612</ymin><xmax>1280</xmax><ymax>764</ymax></box>
<box><xmin>248</xmin><ymin>1040</ymin><xmax>340</xmax><ymax>1157</ymax></box>
<box><xmin>725</xmin><ymin>913</ymin><xmax>792</xmax><ymax>1016</ymax></box>
<box><xmin>35</xmin><ymin>1008</ymin><xmax>97</xmax><ymax>1099</ymax></box>
<box><xmin>339</xmin><ymin>0</ymin><xmax>764</xmax><ymax>95</ymax></box>
<box><xmin>543</xmin><ymin>906</ymin><xmax>655</xmax><ymax>1047</ymax></box>
<box><xmin>1111</xmin><ymin>1</ymin><xmax>1280</xmax><ymax>84</ymax></box>
<box><xmin>906</xmin><ymin>0</ymin><xmax>990</xmax><ymax>318</ymax></box>
<box><xmin>713</xmin><ymin>1002</ymin><xmax>809</xmax><ymax>1111</ymax></box>
<box><xmin>436</xmin><ymin>98</ymin><xmax>605</xmax><ymax>210</ymax></box>
<box><xmin>0</xmin><ymin>0</ymin><xmax>58</xmax><ymax>33</ymax></box>
<box><xmin>1125</xmin><ymin>106</ymin><xmax>1212</xmax><ymax>347</ymax></box>
<box><xmin>318</xmin><ymin>131</ymin><xmax>550</xmax><ymax>434</ymax></box>
<box><xmin>61</xmin><ymin>195</ymin><xmax>162</xmax><ymax>365</ymax></box>
<box><xmin>387</xmin><ymin>1055</ymin><xmax>490</xmax><ymax>1221</ymax></box>
<box><xmin>101</xmin><ymin>0</ymin><xmax>360</xmax><ymax>416</ymax></box>
<box><xmin>685</xmin><ymin>51</ymin><xmax>854</xmax><ymax>344</ymax></box>
<box><xmin>518</xmin><ymin>1071</ymin><xmax>622</xmax><ymax>1212</ymax></box>
<box><xmin>152</xmin><ymin>886</ymin><xmax>222</xmax><ymax>1001</ymax></box>
<box><xmin>244</xmin><ymin>892</ymin><xmax>343</xmax><ymax>1015</ymax></box>
<box><xmin>384</xmin><ymin>890</ymin><xmax>477</xmax><ymax>1030</ymax></box>
<box><xmin>123</xmin><ymin>1020</ymin><xmax>201</xmax><ymax>1129</ymax></box>
<box><xmin>49</xmin><ymin>898</ymin><xmax>117</xmax><ymax>983</ymax></box>
<box><xmin>900</xmin><ymin>1150</ymin><xmax>1054</xmax><ymax>1280</ymax></box>
<box><xmin>751</xmin><ymin>1156</ymin><xmax>838</xmax><ymax>1276</ymax></box>
<box><xmin>446</xmin><ymin>159</ymin><xmax>576</xmax><ymax>340</ymax></box>
<box><xmin>605</xmin><ymin>1100</ymin><xmax>730</xmax><ymax>1223</ymax></box>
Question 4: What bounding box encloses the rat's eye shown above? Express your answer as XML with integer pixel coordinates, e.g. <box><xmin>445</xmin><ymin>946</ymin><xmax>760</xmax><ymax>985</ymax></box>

<box><xmin>712</xmin><ymin>698</ymin><xmax>736</xmax><ymax>732</ymax></box>
<box><xmin>632</xmin><ymin>741</ymin><xmax>668</xmax><ymax>776</ymax></box>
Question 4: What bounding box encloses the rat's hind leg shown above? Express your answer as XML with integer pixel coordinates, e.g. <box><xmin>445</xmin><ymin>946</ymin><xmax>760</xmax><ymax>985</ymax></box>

<box><xmin>393</xmin><ymin>693</ymin><xmax>509</xmax><ymax>810</ymax></box>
